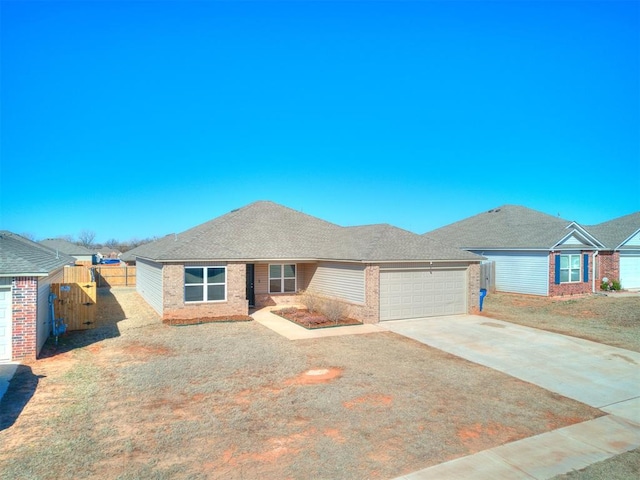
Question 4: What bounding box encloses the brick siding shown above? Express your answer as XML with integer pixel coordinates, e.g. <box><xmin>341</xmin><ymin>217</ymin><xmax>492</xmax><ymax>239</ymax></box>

<box><xmin>548</xmin><ymin>252</ymin><xmax>596</xmax><ymax>296</ymax></box>
<box><xmin>162</xmin><ymin>262</ymin><xmax>248</xmax><ymax>321</ymax></box>
<box><xmin>596</xmin><ymin>251</ymin><xmax>620</xmax><ymax>289</ymax></box>
<box><xmin>467</xmin><ymin>263</ymin><xmax>481</xmax><ymax>314</ymax></box>
<box><xmin>11</xmin><ymin>277</ymin><xmax>38</xmax><ymax>361</ymax></box>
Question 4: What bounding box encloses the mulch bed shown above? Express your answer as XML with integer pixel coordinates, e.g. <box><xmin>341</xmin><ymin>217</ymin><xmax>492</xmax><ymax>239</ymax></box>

<box><xmin>164</xmin><ymin>315</ymin><xmax>253</xmax><ymax>326</ymax></box>
<box><xmin>273</xmin><ymin>307</ymin><xmax>362</xmax><ymax>329</ymax></box>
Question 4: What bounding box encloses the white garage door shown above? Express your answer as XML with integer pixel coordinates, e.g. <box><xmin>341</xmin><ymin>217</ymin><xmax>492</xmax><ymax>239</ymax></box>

<box><xmin>0</xmin><ymin>287</ymin><xmax>12</xmax><ymax>362</ymax></box>
<box><xmin>380</xmin><ymin>269</ymin><xmax>467</xmax><ymax>321</ymax></box>
<box><xmin>620</xmin><ymin>255</ymin><xmax>640</xmax><ymax>290</ymax></box>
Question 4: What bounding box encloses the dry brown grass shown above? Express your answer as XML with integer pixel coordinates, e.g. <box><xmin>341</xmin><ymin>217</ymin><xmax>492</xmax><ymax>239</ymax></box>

<box><xmin>480</xmin><ymin>292</ymin><xmax>640</xmax><ymax>352</ymax></box>
<box><xmin>0</xmin><ymin>287</ymin><xmax>604</xmax><ymax>479</ymax></box>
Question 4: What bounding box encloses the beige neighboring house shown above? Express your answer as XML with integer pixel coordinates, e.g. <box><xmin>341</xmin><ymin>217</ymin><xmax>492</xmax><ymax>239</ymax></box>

<box><xmin>0</xmin><ymin>231</ymin><xmax>75</xmax><ymax>361</ymax></box>
<box><xmin>426</xmin><ymin>205</ymin><xmax>640</xmax><ymax>296</ymax></box>
<box><xmin>39</xmin><ymin>238</ymin><xmax>96</xmax><ymax>266</ymax></box>
<box><xmin>126</xmin><ymin>201</ymin><xmax>483</xmax><ymax>324</ymax></box>
<box><xmin>588</xmin><ymin>211</ymin><xmax>640</xmax><ymax>290</ymax></box>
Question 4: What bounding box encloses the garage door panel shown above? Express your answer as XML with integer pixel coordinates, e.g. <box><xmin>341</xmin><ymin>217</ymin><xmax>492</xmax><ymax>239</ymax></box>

<box><xmin>380</xmin><ymin>269</ymin><xmax>467</xmax><ymax>321</ymax></box>
<box><xmin>620</xmin><ymin>255</ymin><xmax>640</xmax><ymax>289</ymax></box>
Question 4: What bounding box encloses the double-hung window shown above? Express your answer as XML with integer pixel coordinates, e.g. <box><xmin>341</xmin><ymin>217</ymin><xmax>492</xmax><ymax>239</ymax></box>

<box><xmin>269</xmin><ymin>264</ymin><xmax>296</xmax><ymax>293</ymax></box>
<box><xmin>185</xmin><ymin>266</ymin><xmax>226</xmax><ymax>302</ymax></box>
<box><xmin>559</xmin><ymin>254</ymin><xmax>581</xmax><ymax>283</ymax></box>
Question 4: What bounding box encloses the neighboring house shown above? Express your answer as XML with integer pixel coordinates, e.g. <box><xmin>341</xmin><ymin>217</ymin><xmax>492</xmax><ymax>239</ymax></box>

<box><xmin>0</xmin><ymin>231</ymin><xmax>75</xmax><ymax>362</ymax></box>
<box><xmin>126</xmin><ymin>201</ymin><xmax>483</xmax><ymax>323</ymax></box>
<box><xmin>39</xmin><ymin>238</ymin><xmax>96</xmax><ymax>266</ymax></box>
<box><xmin>96</xmin><ymin>247</ymin><xmax>122</xmax><ymax>259</ymax></box>
<box><xmin>588</xmin><ymin>212</ymin><xmax>640</xmax><ymax>290</ymax></box>
<box><xmin>426</xmin><ymin>205</ymin><xmax>605</xmax><ymax>297</ymax></box>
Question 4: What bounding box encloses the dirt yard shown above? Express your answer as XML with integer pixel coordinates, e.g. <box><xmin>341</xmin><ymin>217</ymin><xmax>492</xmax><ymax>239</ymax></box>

<box><xmin>481</xmin><ymin>292</ymin><xmax>640</xmax><ymax>352</ymax></box>
<box><xmin>0</xmin><ymin>288</ymin><xmax>607</xmax><ymax>479</ymax></box>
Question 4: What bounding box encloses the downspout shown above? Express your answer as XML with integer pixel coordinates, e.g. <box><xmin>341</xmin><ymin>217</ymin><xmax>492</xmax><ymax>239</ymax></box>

<box><xmin>592</xmin><ymin>250</ymin><xmax>599</xmax><ymax>293</ymax></box>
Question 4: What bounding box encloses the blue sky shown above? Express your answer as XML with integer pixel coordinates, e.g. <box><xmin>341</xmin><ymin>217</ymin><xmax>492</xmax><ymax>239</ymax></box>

<box><xmin>1</xmin><ymin>0</ymin><xmax>638</xmax><ymax>243</ymax></box>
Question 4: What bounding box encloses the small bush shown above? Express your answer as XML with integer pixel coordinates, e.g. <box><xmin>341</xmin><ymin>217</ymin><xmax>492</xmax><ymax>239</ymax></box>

<box><xmin>601</xmin><ymin>278</ymin><xmax>622</xmax><ymax>291</ymax></box>
<box><xmin>300</xmin><ymin>290</ymin><xmax>323</xmax><ymax>313</ymax></box>
<box><xmin>277</xmin><ymin>307</ymin><xmax>298</xmax><ymax>316</ymax></box>
<box><xmin>320</xmin><ymin>297</ymin><xmax>349</xmax><ymax>324</ymax></box>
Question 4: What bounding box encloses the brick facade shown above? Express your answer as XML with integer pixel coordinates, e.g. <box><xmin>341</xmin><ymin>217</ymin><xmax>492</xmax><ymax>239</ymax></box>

<box><xmin>162</xmin><ymin>262</ymin><xmax>249</xmax><ymax>321</ymax></box>
<box><xmin>11</xmin><ymin>277</ymin><xmax>38</xmax><ymax>361</ymax></box>
<box><xmin>596</xmin><ymin>251</ymin><xmax>620</xmax><ymax>289</ymax></box>
<box><xmin>159</xmin><ymin>261</ymin><xmax>479</xmax><ymax>324</ymax></box>
<box><xmin>467</xmin><ymin>263</ymin><xmax>481</xmax><ymax>314</ymax></box>
<box><xmin>548</xmin><ymin>252</ymin><xmax>596</xmax><ymax>296</ymax></box>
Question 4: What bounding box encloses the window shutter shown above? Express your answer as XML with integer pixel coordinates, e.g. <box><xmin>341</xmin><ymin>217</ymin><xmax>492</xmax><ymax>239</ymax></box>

<box><xmin>583</xmin><ymin>254</ymin><xmax>589</xmax><ymax>283</ymax></box>
<box><xmin>554</xmin><ymin>255</ymin><xmax>561</xmax><ymax>285</ymax></box>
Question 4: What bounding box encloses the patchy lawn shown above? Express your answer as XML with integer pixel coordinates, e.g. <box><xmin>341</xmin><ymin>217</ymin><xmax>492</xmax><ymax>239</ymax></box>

<box><xmin>480</xmin><ymin>292</ymin><xmax>640</xmax><ymax>353</ymax></box>
<box><xmin>0</xmin><ymin>288</ymin><xmax>602</xmax><ymax>480</ymax></box>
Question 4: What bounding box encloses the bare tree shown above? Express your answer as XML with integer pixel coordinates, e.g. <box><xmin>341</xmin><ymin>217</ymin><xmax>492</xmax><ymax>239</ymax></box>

<box><xmin>78</xmin><ymin>230</ymin><xmax>96</xmax><ymax>248</ymax></box>
<box><xmin>20</xmin><ymin>232</ymin><xmax>37</xmax><ymax>241</ymax></box>
<box><xmin>104</xmin><ymin>238</ymin><xmax>120</xmax><ymax>249</ymax></box>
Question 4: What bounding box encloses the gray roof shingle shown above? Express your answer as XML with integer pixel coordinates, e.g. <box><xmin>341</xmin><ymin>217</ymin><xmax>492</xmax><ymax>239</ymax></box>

<box><xmin>1</xmin><ymin>231</ymin><xmax>75</xmax><ymax>276</ymax></box>
<box><xmin>130</xmin><ymin>201</ymin><xmax>480</xmax><ymax>263</ymax></box>
<box><xmin>587</xmin><ymin>212</ymin><xmax>640</xmax><ymax>249</ymax></box>
<box><xmin>39</xmin><ymin>238</ymin><xmax>96</xmax><ymax>255</ymax></box>
<box><xmin>425</xmin><ymin>205</ymin><xmax>581</xmax><ymax>249</ymax></box>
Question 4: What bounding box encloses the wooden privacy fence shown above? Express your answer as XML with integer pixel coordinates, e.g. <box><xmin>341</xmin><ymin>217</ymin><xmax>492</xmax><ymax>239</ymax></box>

<box><xmin>51</xmin><ymin>282</ymin><xmax>97</xmax><ymax>331</ymax></box>
<box><xmin>480</xmin><ymin>261</ymin><xmax>496</xmax><ymax>292</ymax></box>
<box><xmin>63</xmin><ymin>265</ymin><xmax>136</xmax><ymax>287</ymax></box>
<box><xmin>63</xmin><ymin>265</ymin><xmax>94</xmax><ymax>283</ymax></box>
<box><xmin>94</xmin><ymin>266</ymin><xmax>136</xmax><ymax>287</ymax></box>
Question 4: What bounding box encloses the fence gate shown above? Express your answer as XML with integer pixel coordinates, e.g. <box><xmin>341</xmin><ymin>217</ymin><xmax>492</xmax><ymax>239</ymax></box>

<box><xmin>480</xmin><ymin>261</ymin><xmax>496</xmax><ymax>292</ymax></box>
<box><xmin>51</xmin><ymin>282</ymin><xmax>97</xmax><ymax>331</ymax></box>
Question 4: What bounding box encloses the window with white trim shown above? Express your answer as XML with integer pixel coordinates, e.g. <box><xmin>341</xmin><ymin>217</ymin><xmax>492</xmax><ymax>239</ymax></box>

<box><xmin>269</xmin><ymin>264</ymin><xmax>296</xmax><ymax>293</ymax></box>
<box><xmin>184</xmin><ymin>266</ymin><xmax>226</xmax><ymax>302</ymax></box>
<box><xmin>560</xmin><ymin>254</ymin><xmax>580</xmax><ymax>283</ymax></box>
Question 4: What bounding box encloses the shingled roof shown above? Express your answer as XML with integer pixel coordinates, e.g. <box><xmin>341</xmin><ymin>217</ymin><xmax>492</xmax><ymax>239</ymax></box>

<box><xmin>425</xmin><ymin>205</ymin><xmax>588</xmax><ymax>250</ymax></box>
<box><xmin>39</xmin><ymin>238</ymin><xmax>96</xmax><ymax>256</ymax></box>
<box><xmin>130</xmin><ymin>201</ymin><xmax>480</xmax><ymax>263</ymax></box>
<box><xmin>587</xmin><ymin>211</ymin><xmax>640</xmax><ymax>250</ymax></box>
<box><xmin>0</xmin><ymin>231</ymin><xmax>75</xmax><ymax>276</ymax></box>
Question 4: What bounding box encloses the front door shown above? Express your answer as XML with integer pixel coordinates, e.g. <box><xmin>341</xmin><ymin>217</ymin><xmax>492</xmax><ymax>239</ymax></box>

<box><xmin>246</xmin><ymin>264</ymin><xmax>255</xmax><ymax>308</ymax></box>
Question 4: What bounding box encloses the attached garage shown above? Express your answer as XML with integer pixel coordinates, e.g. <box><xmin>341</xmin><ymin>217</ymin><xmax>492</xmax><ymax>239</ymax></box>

<box><xmin>379</xmin><ymin>268</ymin><xmax>467</xmax><ymax>321</ymax></box>
<box><xmin>620</xmin><ymin>253</ymin><xmax>640</xmax><ymax>290</ymax></box>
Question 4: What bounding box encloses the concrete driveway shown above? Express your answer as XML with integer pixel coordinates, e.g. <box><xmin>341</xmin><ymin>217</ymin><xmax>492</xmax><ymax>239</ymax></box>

<box><xmin>382</xmin><ymin>315</ymin><xmax>640</xmax><ymax>420</ymax></box>
<box><xmin>385</xmin><ymin>315</ymin><xmax>640</xmax><ymax>479</ymax></box>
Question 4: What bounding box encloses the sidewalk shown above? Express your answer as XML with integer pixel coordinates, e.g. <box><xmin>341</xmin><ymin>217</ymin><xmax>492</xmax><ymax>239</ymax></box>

<box><xmin>393</xmin><ymin>415</ymin><xmax>640</xmax><ymax>479</ymax></box>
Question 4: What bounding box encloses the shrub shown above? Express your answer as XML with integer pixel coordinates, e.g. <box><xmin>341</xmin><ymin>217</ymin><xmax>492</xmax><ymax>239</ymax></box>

<box><xmin>300</xmin><ymin>290</ymin><xmax>322</xmax><ymax>313</ymax></box>
<box><xmin>601</xmin><ymin>278</ymin><xmax>622</xmax><ymax>291</ymax></box>
<box><xmin>320</xmin><ymin>297</ymin><xmax>349</xmax><ymax>324</ymax></box>
<box><xmin>277</xmin><ymin>307</ymin><xmax>297</xmax><ymax>316</ymax></box>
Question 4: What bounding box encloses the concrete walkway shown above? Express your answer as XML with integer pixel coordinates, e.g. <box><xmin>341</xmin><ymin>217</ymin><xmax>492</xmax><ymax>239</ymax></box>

<box><xmin>251</xmin><ymin>305</ymin><xmax>385</xmax><ymax>340</ymax></box>
<box><xmin>384</xmin><ymin>315</ymin><xmax>640</xmax><ymax>479</ymax></box>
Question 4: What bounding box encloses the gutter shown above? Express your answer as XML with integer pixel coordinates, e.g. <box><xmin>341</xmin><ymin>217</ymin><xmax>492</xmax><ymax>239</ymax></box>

<box><xmin>592</xmin><ymin>250</ymin><xmax>599</xmax><ymax>293</ymax></box>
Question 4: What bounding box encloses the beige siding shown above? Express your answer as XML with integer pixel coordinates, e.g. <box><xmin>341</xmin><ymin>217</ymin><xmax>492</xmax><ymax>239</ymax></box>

<box><xmin>137</xmin><ymin>259</ymin><xmax>163</xmax><ymax>314</ymax></box>
<box><xmin>307</xmin><ymin>262</ymin><xmax>366</xmax><ymax>303</ymax></box>
<box><xmin>37</xmin><ymin>268</ymin><xmax>64</xmax><ymax>354</ymax></box>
